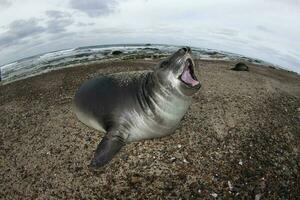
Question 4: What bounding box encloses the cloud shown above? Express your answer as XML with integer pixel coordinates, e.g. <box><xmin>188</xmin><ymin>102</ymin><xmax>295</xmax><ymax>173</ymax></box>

<box><xmin>0</xmin><ymin>0</ymin><xmax>11</xmax><ymax>9</ymax></box>
<box><xmin>0</xmin><ymin>18</ymin><xmax>45</xmax><ymax>48</ymax></box>
<box><xmin>47</xmin><ymin>19</ymin><xmax>73</xmax><ymax>33</ymax></box>
<box><xmin>212</xmin><ymin>28</ymin><xmax>239</xmax><ymax>37</ymax></box>
<box><xmin>46</xmin><ymin>10</ymin><xmax>70</xmax><ymax>19</ymax></box>
<box><xmin>0</xmin><ymin>11</ymin><xmax>74</xmax><ymax>49</ymax></box>
<box><xmin>77</xmin><ymin>22</ymin><xmax>96</xmax><ymax>27</ymax></box>
<box><xmin>45</xmin><ymin>10</ymin><xmax>74</xmax><ymax>33</ymax></box>
<box><xmin>268</xmin><ymin>0</ymin><xmax>300</xmax><ymax>5</ymax></box>
<box><xmin>256</xmin><ymin>25</ymin><xmax>272</xmax><ymax>33</ymax></box>
<box><xmin>70</xmin><ymin>0</ymin><xmax>117</xmax><ymax>17</ymax></box>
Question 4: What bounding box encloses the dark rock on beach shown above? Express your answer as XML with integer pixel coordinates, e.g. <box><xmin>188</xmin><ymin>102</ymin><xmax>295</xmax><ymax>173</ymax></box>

<box><xmin>111</xmin><ymin>50</ymin><xmax>123</xmax><ymax>56</ymax></box>
<box><xmin>231</xmin><ymin>62</ymin><xmax>249</xmax><ymax>71</ymax></box>
<box><xmin>0</xmin><ymin>59</ymin><xmax>299</xmax><ymax>199</ymax></box>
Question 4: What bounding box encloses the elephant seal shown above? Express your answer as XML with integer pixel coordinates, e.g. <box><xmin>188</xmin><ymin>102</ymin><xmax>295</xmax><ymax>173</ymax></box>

<box><xmin>73</xmin><ymin>47</ymin><xmax>201</xmax><ymax>168</ymax></box>
<box><xmin>231</xmin><ymin>62</ymin><xmax>249</xmax><ymax>71</ymax></box>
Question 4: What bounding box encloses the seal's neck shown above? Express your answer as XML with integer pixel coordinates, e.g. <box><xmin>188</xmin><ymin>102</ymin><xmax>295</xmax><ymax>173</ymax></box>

<box><xmin>148</xmin><ymin>71</ymin><xmax>190</xmax><ymax>100</ymax></box>
<box><xmin>139</xmin><ymin>72</ymin><xmax>191</xmax><ymax>114</ymax></box>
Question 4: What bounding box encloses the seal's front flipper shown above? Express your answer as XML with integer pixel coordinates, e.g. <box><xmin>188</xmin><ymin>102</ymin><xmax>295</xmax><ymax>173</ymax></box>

<box><xmin>90</xmin><ymin>134</ymin><xmax>125</xmax><ymax>168</ymax></box>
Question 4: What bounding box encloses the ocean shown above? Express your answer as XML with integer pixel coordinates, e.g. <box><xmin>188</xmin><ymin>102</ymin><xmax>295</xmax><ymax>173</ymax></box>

<box><xmin>0</xmin><ymin>44</ymin><xmax>271</xmax><ymax>85</ymax></box>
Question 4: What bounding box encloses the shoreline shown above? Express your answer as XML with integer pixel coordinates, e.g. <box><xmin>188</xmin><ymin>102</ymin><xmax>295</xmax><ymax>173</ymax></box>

<box><xmin>2</xmin><ymin>44</ymin><xmax>294</xmax><ymax>86</ymax></box>
<box><xmin>1</xmin><ymin>57</ymin><xmax>299</xmax><ymax>87</ymax></box>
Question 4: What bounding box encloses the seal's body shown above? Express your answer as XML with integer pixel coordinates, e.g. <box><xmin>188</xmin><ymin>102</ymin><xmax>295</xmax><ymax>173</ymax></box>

<box><xmin>74</xmin><ymin>47</ymin><xmax>201</xmax><ymax>168</ymax></box>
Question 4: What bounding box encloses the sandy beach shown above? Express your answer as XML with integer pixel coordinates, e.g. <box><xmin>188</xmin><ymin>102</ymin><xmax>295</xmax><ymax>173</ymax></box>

<box><xmin>0</xmin><ymin>59</ymin><xmax>299</xmax><ymax>199</ymax></box>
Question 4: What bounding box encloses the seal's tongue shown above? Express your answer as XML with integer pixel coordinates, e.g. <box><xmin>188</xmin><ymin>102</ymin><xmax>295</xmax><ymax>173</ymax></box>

<box><xmin>181</xmin><ymin>65</ymin><xmax>199</xmax><ymax>86</ymax></box>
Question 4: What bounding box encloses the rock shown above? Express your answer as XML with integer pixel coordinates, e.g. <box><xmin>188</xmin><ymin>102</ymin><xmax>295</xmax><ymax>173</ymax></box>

<box><xmin>130</xmin><ymin>174</ymin><xmax>143</xmax><ymax>184</ymax></box>
<box><xmin>231</xmin><ymin>62</ymin><xmax>249</xmax><ymax>71</ymax></box>
<box><xmin>255</xmin><ymin>193</ymin><xmax>262</xmax><ymax>200</ymax></box>
<box><xmin>269</xmin><ymin>65</ymin><xmax>276</xmax><ymax>69</ymax></box>
<box><xmin>228</xmin><ymin>181</ymin><xmax>233</xmax><ymax>191</ymax></box>
<box><xmin>212</xmin><ymin>174</ymin><xmax>220</xmax><ymax>182</ymax></box>
<box><xmin>238</xmin><ymin>159</ymin><xmax>243</xmax><ymax>165</ymax></box>
<box><xmin>153</xmin><ymin>179</ymin><xmax>164</xmax><ymax>189</ymax></box>
<box><xmin>211</xmin><ymin>193</ymin><xmax>218</xmax><ymax>198</ymax></box>
<box><xmin>111</xmin><ymin>50</ymin><xmax>123</xmax><ymax>55</ymax></box>
<box><xmin>170</xmin><ymin>157</ymin><xmax>176</xmax><ymax>162</ymax></box>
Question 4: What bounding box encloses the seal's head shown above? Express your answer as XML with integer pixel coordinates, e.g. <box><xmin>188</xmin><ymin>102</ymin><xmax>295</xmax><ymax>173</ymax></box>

<box><xmin>155</xmin><ymin>47</ymin><xmax>201</xmax><ymax>96</ymax></box>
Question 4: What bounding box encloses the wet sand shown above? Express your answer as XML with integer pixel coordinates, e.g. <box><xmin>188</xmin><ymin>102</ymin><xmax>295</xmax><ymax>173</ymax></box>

<box><xmin>0</xmin><ymin>59</ymin><xmax>299</xmax><ymax>199</ymax></box>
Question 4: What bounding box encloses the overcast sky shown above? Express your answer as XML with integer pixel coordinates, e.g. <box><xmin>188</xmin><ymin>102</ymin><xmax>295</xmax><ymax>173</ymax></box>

<box><xmin>0</xmin><ymin>0</ymin><xmax>299</xmax><ymax>73</ymax></box>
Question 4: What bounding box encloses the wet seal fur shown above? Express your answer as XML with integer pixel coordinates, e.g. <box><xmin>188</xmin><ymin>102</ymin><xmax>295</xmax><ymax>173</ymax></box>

<box><xmin>73</xmin><ymin>47</ymin><xmax>201</xmax><ymax>168</ymax></box>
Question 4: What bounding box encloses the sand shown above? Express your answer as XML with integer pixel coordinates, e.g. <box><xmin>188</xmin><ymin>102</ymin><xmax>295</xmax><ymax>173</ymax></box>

<box><xmin>0</xmin><ymin>59</ymin><xmax>299</xmax><ymax>199</ymax></box>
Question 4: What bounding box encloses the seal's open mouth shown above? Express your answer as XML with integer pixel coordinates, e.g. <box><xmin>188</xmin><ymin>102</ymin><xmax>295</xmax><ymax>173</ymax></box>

<box><xmin>179</xmin><ymin>58</ymin><xmax>200</xmax><ymax>87</ymax></box>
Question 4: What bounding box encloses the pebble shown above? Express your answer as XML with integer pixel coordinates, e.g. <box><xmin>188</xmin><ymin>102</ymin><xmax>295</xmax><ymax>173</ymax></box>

<box><xmin>228</xmin><ymin>181</ymin><xmax>233</xmax><ymax>191</ymax></box>
<box><xmin>177</xmin><ymin>144</ymin><xmax>182</xmax><ymax>148</ymax></box>
<box><xmin>131</xmin><ymin>176</ymin><xmax>142</xmax><ymax>184</ymax></box>
<box><xmin>170</xmin><ymin>157</ymin><xmax>176</xmax><ymax>162</ymax></box>
<box><xmin>239</xmin><ymin>159</ymin><xmax>243</xmax><ymax>165</ymax></box>
<box><xmin>211</xmin><ymin>193</ymin><xmax>218</xmax><ymax>198</ymax></box>
<box><xmin>255</xmin><ymin>194</ymin><xmax>262</xmax><ymax>200</ymax></box>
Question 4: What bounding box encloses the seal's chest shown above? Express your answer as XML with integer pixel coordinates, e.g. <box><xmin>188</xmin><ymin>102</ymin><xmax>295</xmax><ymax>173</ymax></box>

<box><xmin>127</xmin><ymin>96</ymin><xmax>191</xmax><ymax>142</ymax></box>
